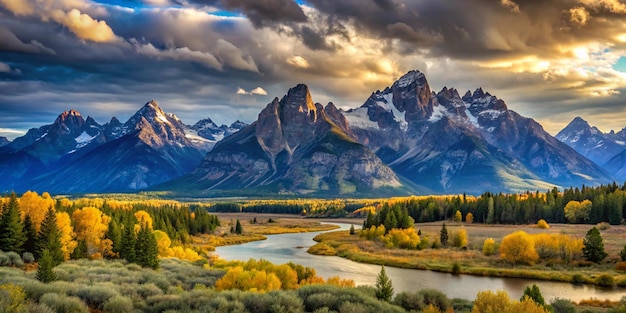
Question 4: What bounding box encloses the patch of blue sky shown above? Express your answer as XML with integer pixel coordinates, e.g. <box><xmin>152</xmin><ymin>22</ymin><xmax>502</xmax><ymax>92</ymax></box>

<box><xmin>614</xmin><ymin>56</ymin><xmax>626</xmax><ymax>72</ymax></box>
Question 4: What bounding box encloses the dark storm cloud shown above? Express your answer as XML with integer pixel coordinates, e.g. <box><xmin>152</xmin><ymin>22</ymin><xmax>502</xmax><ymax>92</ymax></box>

<box><xmin>304</xmin><ymin>0</ymin><xmax>626</xmax><ymax>60</ymax></box>
<box><xmin>183</xmin><ymin>0</ymin><xmax>307</xmax><ymax>27</ymax></box>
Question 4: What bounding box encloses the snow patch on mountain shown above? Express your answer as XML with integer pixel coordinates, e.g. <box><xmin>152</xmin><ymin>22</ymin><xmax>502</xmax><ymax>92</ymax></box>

<box><xmin>74</xmin><ymin>131</ymin><xmax>96</xmax><ymax>148</ymax></box>
<box><xmin>344</xmin><ymin>107</ymin><xmax>380</xmax><ymax>129</ymax></box>
<box><xmin>428</xmin><ymin>104</ymin><xmax>448</xmax><ymax>123</ymax></box>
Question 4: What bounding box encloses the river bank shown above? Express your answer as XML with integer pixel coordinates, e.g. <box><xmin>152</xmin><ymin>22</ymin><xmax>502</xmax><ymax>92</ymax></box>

<box><xmin>308</xmin><ymin>222</ymin><xmax>626</xmax><ymax>289</ymax></box>
<box><xmin>190</xmin><ymin>214</ymin><xmax>340</xmax><ymax>250</ymax></box>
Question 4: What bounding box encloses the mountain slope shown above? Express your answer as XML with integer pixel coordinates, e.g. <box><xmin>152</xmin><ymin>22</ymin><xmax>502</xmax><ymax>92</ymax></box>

<box><xmin>343</xmin><ymin>70</ymin><xmax>612</xmax><ymax>193</ymax></box>
<box><xmin>555</xmin><ymin>117</ymin><xmax>626</xmax><ymax>166</ymax></box>
<box><xmin>28</xmin><ymin>101</ymin><xmax>205</xmax><ymax>193</ymax></box>
<box><xmin>165</xmin><ymin>84</ymin><xmax>404</xmax><ymax>196</ymax></box>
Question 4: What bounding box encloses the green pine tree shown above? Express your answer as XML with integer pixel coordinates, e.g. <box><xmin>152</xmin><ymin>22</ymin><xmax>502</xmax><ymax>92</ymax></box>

<box><xmin>521</xmin><ymin>284</ymin><xmax>545</xmax><ymax>306</ymax></box>
<box><xmin>135</xmin><ymin>222</ymin><xmax>159</xmax><ymax>269</ymax></box>
<box><xmin>583</xmin><ymin>227</ymin><xmax>607</xmax><ymax>263</ymax></box>
<box><xmin>120</xmin><ymin>221</ymin><xmax>136</xmax><ymax>263</ymax></box>
<box><xmin>235</xmin><ymin>219</ymin><xmax>243</xmax><ymax>235</ymax></box>
<box><xmin>620</xmin><ymin>244</ymin><xmax>626</xmax><ymax>262</ymax></box>
<box><xmin>22</xmin><ymin>215</ymin><xmax>38</xmax><ymax>255</ymax></box>
<box><xmin>106</xmin><ymin>219</ymin><xmax>122</xmax><ymax>258</ymax></box>
<box><xmin>349</xmin><ymin>225</ymin><xmax>356</xmax><ymax>235</ymax></box>
<box><xmin>36</xmin><ymin>207</ymin><xmax>64</xmax><ymax>266</ymax></box>
<box><xmin>36</xmin><ymin>249</ymin><xmax>57</xmax><ymax>283</ymax></box>
<box><xmin>440</xmin><ymin>223</ymin><xmax>449</xmax><ymax>247</ymax></box>
<box><xmin>0</xmin><ymin>193</ymin><xmax>25</xmax><ymax>253</ymax></box>
<box><xmin>71</xmin><ymin>239</ymin><xmax>88</xmax><ymax>260</ymax></box>
<box><xmin>375</xmin><ymin>265</ymin><xmax>393</xmax><ymax>302</ymax></box>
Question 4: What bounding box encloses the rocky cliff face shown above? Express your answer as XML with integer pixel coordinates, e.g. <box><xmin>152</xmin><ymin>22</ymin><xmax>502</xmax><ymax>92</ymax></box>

<box><xmin>171</xmin><ymin>84</ymin><xmax>404</xmax><ymax>196</ymax></box>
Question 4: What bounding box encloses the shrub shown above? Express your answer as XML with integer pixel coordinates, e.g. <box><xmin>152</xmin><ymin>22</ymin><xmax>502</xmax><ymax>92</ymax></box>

<box><xmin>597</xmin><ymin>222</ymin><xmax>611</xmax><ymax>230</ymax></box>
<box><xmin>618</xmin><ymin>278</ymin><xmax>626</xmax><ymax>288</ymax></box>
<box><xmin>571</xmin><ymin>273</ymin><xmax>590</xmax><ymax>284</ymax></box>
<box><xmin>616</xmin><ymin>262</ymin><xmax>626</xmax><ymax>272</ymax></box>
<box><xmin>5</xmin><ymin>252</ymin><xmax>23</xmax><ymax>268</ymax></box>
<box><xmin>452</xmin><ymin>228</ymin><xmax>468</xmax><ymax>248</ymax></box>
<box><xmin>451</xmin><ymin>262</ymin><xmax>461</xmax><ymax>275</ymax></box>
<box><xmin>338</xmin><ymin>301</ymin><xmax>367</xmax><ymax>313</ymax></box>
<box><xmin>39</xmin><ymin>293</ymin><xmax>89</xmax><ymax>313</ymax></box>
<box><xmin>22</xmin><ymin>253</ymin><xmax>34</xmax><ymax>264</ymax></box>
<box><xmin>595</xmin><ymin>274</ymin><xmax>614</xmax><ymax>287</ymax></box>
<box><xmin>103</xmin><ymin>295</ymin><xmax>134</xmax><ymax>313</ymax></box>
<box><xmin>0</xmin><ymin>253</ymin><xmax>10</xmax><ymax>267</ymax></box>
<box><xmin>393</xmin><ymin>291</ymin><xmax>425</xmax><ymax>311</ymax></box>
<box><xmin>72</xmin><ymin>284</ymin><xmax>120</xmax><ymax>308</ymax></box>
<box><xmin>550</xmin><ymin>298</ymin><xmax>576</xmax><ymax>313</ymax></box>
<box><xmin>0</xmin><ymin>283</ymin><xmax>27</xmax><ymax>313</ymax></box>
<box><xmin>537</xmin><ymin>219</ymin><xmax>550</xmax><ymax>229</ymax></box>
<box><xmin>305</xmin><ymin>292</ymin><xmax>338</xmax><ymax>311</ymax></box>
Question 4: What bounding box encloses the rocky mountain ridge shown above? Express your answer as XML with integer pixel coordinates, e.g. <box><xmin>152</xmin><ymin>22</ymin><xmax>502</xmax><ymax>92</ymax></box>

<box><xmin>343</xmin><ymin>70</ymin><xmax>612</xmax><ymax>194</ymax></box>
<box><xmin>0</xmin><ymin>101</ymin><xmax>246</xmax><ymax>193</ymax></box>
<box><xmin>166</xmin><ymin>84</ymin><xmax>403</xmax><ymax>196</ymax></box>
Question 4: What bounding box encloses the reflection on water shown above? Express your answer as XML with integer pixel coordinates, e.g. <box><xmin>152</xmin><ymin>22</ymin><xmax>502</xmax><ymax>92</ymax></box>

<box><xmin>215</xmin><ymin>223</ymin><xmax>625</xmax><ymax>301</ymax></box>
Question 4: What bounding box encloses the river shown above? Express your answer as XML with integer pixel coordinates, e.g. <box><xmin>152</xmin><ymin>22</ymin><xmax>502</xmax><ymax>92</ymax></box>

<box><xmin>215</xmin><ymin>223</ymin><xmax>625</xmax><ymax>302</ymax></box>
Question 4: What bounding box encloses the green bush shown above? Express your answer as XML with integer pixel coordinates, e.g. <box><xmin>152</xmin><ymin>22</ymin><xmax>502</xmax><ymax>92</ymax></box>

<box><xmin>338</xmin><ymin>301</ymin><xmax>367</xmax><ymax>313</ymax></box>
<box><xmin>103</xmin><ymin>295</ymin><xmax>134</xmax><ymax>313</ymax></box>
<box><xmin>451</xmin><ymin>298</ymin><xmax>473</xmax><ymax>312</ymax></box>
<box><xmin>0</xmin><ymin>253</ymin><xmax>10</xmax><ymax>266</ymax></box>
<box><xmin>72</xmin><ymin>284</ymin><xmax>120</xmax><ymax>308</ymax></box>
<box><xmin>26</xmin><ymin>302</ymin><xmax>55</xmax><ymax>313</ymax></box>
<box><xmin>571</xmin><ymin>273</ymin><xmax>588</xmax><ymax>284</ymax></box>
<box><xmin>22</xmin><ymin>253</ymin><xmax>34</xmax><ymax>264</ymax></box>
<box><xmin>451</xmin><ymin>262</ymin><xmax>461</xmax><ymax>275</ymax></box>
<box><xmin>550</xmin><ymin>298</ymin><xmax>576</xmax><ymax>313</ymax></box>
<box><xmin>39</xmin><ymin>293</ymin><xmax>89</xmax><ymax>313</ymax></box>
<box><xmin>595</xmin><ymin>274</ymin><xmax>614</xmax><ymax>287</ymax></box>
<box><xmin>393</xmin><ymin>291</ymin><xmax>424</xmax><ymax>311</ymax></box>
<box><xmin>5</xmin><ymin>252</ymin><xmax>23</xmax><ymax>268</ymax></box>
<box><xmin>305</xmin><ymin>292</ymin><xmax>338</xmax><ymax>311</ymax></box>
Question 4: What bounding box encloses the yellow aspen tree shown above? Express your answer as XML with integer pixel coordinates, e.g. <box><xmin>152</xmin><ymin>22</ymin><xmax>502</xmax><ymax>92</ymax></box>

<box><xmin>500</xmin><ymin>231</ymin><xmax>539</xmax><ymax>265</ymax></box>
<box><xmin>466</xmin><ymin>212</ymin><xmax>474</xmax><ymax>224</ymax></box>
<box><xmin>482</xmin><ymin>238</ymin><xmax>496</xmax><ymax>256</ymax></box>
<box><xmin>56</xmin><ymin>212</ymin><xmax>77</xmax><ymax>260</ymax></box>
<box><xmin>472</xmin><ymin>290</ymin><xmax>511</xmax><ymax>313</ymax></box>
<box><xmin>72</xmin><ymin>207</ymin><xmax>112</xmax><ymax>258</ymax></box>
<box><xmin>153</xmin><ymin>230</ymin><xmax>174</xmax><ymax>258</ymax></box>
<box><xmin>19</xmin><ymin>191</ymin><xmax>54</xmax><ymax>232</ymax></box>
<box><xmin>134</xmin><ymin>210</ymin><xmax>153</xmax><ymax>229</ymax></box>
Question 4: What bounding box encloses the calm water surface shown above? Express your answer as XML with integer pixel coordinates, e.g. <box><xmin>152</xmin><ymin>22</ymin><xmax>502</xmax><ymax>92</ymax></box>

<box><xmin>215</xmin><ymin>223</ymin><xmax>625</xmax><ymax>301</ymax></box>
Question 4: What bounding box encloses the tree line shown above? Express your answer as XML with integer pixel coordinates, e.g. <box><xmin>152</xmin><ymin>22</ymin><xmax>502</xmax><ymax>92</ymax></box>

<box><xmin>0</xmin><ymin>191</ymin><xmax>222</xmax><ymax>282</ymax></box>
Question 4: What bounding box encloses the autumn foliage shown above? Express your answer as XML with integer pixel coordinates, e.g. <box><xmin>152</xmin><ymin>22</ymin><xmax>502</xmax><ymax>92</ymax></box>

<box><xmin>499</xmin><ymin>231</ymin><xmax>539</xmax><ymax>265</ymax></box>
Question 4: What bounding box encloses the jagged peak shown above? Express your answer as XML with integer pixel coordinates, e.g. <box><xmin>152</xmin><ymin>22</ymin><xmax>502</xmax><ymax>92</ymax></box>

<box><xmin>108</xmin><ymin>116</ymin><xmax>121</xmax><ymax>125</ymax></box>
<box><xmin>325</xmin><ymin>102</ymin><xmax>339</xmax><ymax>112</ymax></box>
<box><xmin>393</xmin><ymin>70</ymin><xmax>426</xmax><ymax>89</ymax></box>
<box><xmin>279</xmin><ymin>84</ymin><xmax>317</xmax><ymax>116</ymax></box>
<box><xmin>55</xmin><ymin>109</ymin><xmax>82</xmax><ymax>122</ymax></box>
<box><xmin>472</xmin><ymin>88</ymin><xmax>486</xmax><ymax>99</ymax></box>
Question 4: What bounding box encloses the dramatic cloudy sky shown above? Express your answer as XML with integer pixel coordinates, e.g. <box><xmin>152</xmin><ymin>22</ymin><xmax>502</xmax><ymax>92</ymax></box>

<box><xmin>1</xmin><ymin>0</ymin><xmax>626</xmax><ymax>139</ymax></box>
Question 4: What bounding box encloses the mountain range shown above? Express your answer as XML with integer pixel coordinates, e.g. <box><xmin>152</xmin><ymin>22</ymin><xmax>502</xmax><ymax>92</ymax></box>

<box><xmin>0</xmin><ymin>101</ymin><xmax>245</xmax><ymax>193</ymax></box>
<box><xmin>0</xmin><ymin>70</ymin><xmax>622</xmax><ymax>196</ymax></box>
